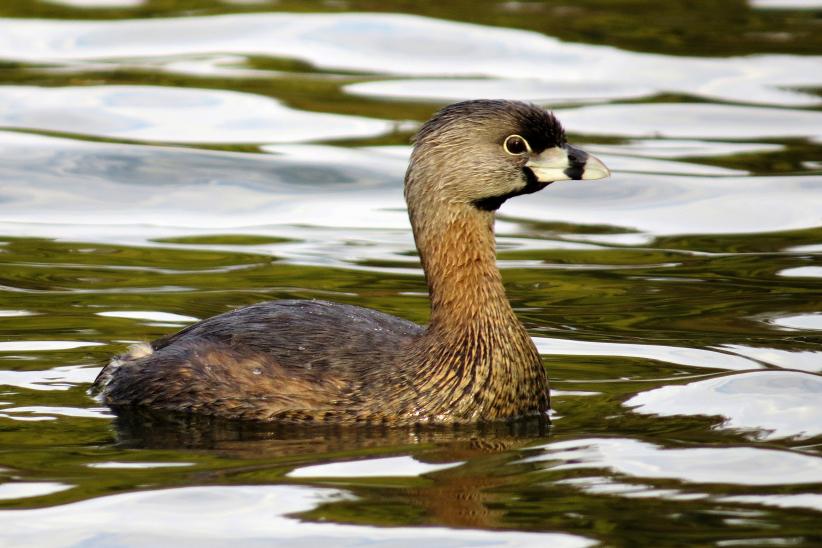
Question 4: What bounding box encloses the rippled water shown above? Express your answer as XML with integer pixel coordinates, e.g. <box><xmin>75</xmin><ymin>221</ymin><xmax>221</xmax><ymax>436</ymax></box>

<box><xmin>1</xmin><ymin>1</ymin><xmax>821</xmax><ymax>546</ymax></box>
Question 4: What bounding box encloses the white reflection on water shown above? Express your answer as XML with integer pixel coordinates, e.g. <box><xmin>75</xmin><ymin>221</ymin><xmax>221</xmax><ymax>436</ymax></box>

<box><xmin>0</xmin><ymin>365</ymin><xmax>100</xmax><ymax>391</ymax></box>
<box><xmin>533</xmin><ymin>336</ymin><xmax>760</xmax><ymax>371</ymax></box>
<box><xmin>0</xmin><ymin>86</ymin><xmax>392</xmax><ymax>144</ymax></box>
<box><xmin>0</xmin><ymin>310</ymin><xmax>36</xmax><ymax>318</ymax></box>
<box><xmin>555</xmin><ymin>476</ymin><xmax>822</xmax><ymax>512</ymax></box>
<box><xmin>769</xmin><ymin>313</ymin><xmax>822</xmax><ymax>331</ymax></box>
<box><xmin>2</xmin><ymin>131</ymin><xmax>821</xmax><ymax>248</ymax></box>
<box><xmin>719</xmin><ymin>494</ymin><xmax>822</xmax><ymax>513</ymax></box>
<box><xmin>0</xmin><ymin>482</ymin><xmax>73</xmax><ymax>501</ymax></box>
<box><xmin>587</xmin><ymin>139</ymin><xmax>783</xmax><ymax>159</ymax></box>
<box><xmin>42</xmin><ymin>0</ymin><xmax>143</xmax><ymax>7</ymax></box>
<box><xmin>750</xmin><ymin>0</ymin><xmax>822</xmax><ymax>8</ymax></box>
<box><xmin>0</xmin><ymin>341</ymin><xmax>103</xmax><ymax>352</ymax></box>
<box><xmin>0</xmin><ymin>132</ymin><xmax>405</xmax><ymax>235</ymax></box>
<box><xmin>625</xmin><ymin>371</ymin><xmax>822</xmax><ymax>440</ymax></box>
<box><xmin>8</xmin><ymin>14</ymin><xmax>820</xmax><ymax>105</ymax></box>
<box><xmin>559</xmin><ymin>476</ymin><xmax>822</xmax><ymax>514</ymax></box>
<box><xmin>508</xmin><ymin>172</ymin><xmax>822</xmax><ymax>237</ymax></box>
<box><xmin>97</xmin><ymin>311</ymin><xmax>199</xmax><ymax>323</ymax></box>
<box><xmin>0</xmin><ymin>406</ymin><xmax>113</xmax><ymax>421</ymax></box>
<box><xmin>1</xmin><ymin>13</ymin><xmax>820</xmax><ymax>107</ymax></box>
<box><xmin>288</xmin><ymin>456</ymin><xmax>463</xmax><ymax>478</ymax></box>
<box><xmin>714</xmin><ymin>345</ymin><xmax>822</xmax><ymax>374</ymax></box>
<box><xmin>779</xmin><ymin>267</ymin><xmax>822</xmax><ymax>278</ymax></box>
<box><xmin>524</xmin><ymin>438</ymin><xmax>822</xmax><ymax>485</ymax></box>
<box><xmin>579</xmin><ymin>154</ymin><xmax>745</xmax><ymax>176</ymax></box>
<box><xmin>87</xmin><ymin>462</ymin><xmax>193</xmax><ymax>469</ymax></box>
<box><xmin>0</xmin><ymin>485</ymin><xmax>594</xmax><ymax>548</ymax></box>
<box><xmin>347</xmin><ymin>77</ymin><xmax>655</xmax><ymax>105</ymax></box>
<box><xmin>555</xmin><ymin>476</ymin><xmax>706</xmax><ymax>501</ymax></box>
<box><xmin>555</xmin><ymin>103</ymin><xmax>822</xmax><ymax>141</ymax></box>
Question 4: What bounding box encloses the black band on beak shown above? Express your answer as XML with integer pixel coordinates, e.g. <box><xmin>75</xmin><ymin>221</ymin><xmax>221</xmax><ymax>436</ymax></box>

<box><xmin>563</xmin><ymin>145</ymin><xmax>589</xmax><ymax>181</ymax></box>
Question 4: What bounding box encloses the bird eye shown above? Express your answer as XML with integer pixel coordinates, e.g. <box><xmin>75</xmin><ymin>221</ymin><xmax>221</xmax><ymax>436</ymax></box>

<box><xmin>503</xmin><ymin>134</ymin><xmax>530</xmax><ymax>156</ymax></box>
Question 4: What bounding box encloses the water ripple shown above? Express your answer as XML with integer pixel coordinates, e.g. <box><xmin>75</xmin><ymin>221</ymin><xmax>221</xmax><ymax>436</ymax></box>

<box><xmin>534</xmin><ymin>336</ymin><xmax>759</xmax><ymax>371</ymax></box>
<box><xmin>0</xmin><ymin>341</ymin><xmax>103</xmax><ymax>352</ymax></box>
<box><xmin>1</xmin><ymin>132</ymin><xmax>820</xmax><ymax>247</ymax></box>
<box><xmin>0</xmin><ymin>482</ymin><xmax>73</xmax><ymax>501</ymax></box>
<box><xmin>0</xmin><ymin>485</ymin><xmax>595</xmax><ymax>547</ymax></box>
<box><xmin>288</xmin><ymin>456</ymin><xmax>463</xmax><ymax>478</ymax></box>
<box><xmin>625</xmin><ymin>370</ymin><xmax>822</xmax><ymax>440</ymax></box>
<box><xmin>0</xmin><ymin>365</ymin><xmax>100</xmax><ymax>391</ymax></box>
<box><xmin>524</xmin><ymin>438</ymin><xmax>822</xmax><ymax>485</ymax></box>
<box><xmin>0</xmin><ymin>86</ymin><xmax>392</xmax><ymax>144</ymax></box>
<box><xmin>1</xmin><ymin>13</ymin><xmax>819</xmax><ymax>108</ymax></box>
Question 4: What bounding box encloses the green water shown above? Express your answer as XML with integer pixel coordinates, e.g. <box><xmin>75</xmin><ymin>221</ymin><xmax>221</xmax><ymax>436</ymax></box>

<box><xmin>0</xmin><ymin>1</ymin><xmax>821</xmax><ymax>546</ymax></box>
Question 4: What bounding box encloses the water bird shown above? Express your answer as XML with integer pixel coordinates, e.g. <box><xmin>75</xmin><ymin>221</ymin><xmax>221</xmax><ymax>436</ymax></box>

<box><xmin>93</xmin><ymin>100</ymin><xmax>610</xmax><ymax>424</ymax></box>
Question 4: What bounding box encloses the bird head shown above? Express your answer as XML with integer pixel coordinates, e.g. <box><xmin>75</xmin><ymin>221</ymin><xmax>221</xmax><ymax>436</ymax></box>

<box><xmin>406</xmin><ymin>100</ymin><xmax>609</xmax><ymax>212</ymax></box>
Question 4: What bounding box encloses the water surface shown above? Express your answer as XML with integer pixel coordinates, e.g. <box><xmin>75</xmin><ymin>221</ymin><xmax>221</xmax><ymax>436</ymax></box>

<box><xmin>0</xmin><ymin>1</ymin><xmax>821</xmax><ymax>546</ymax></box>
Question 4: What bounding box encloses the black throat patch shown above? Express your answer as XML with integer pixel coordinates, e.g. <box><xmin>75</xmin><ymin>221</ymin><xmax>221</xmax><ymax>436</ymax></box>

<box><xmin>473</xmin><ymin>167</ymin><xmax>548</xmax><ymax>212</ymax></box>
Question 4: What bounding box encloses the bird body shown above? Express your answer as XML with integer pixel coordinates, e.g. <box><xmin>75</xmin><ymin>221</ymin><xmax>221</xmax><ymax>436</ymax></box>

<box><xmin>93</xmin><ymin>100</ymin><xmax>610</xmax><ymax>425</ymax></box>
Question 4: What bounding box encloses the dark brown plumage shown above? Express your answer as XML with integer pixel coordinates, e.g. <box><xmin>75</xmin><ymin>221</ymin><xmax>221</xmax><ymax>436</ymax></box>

<box><xmin>93</xmin><ymin>100</ymin><xmax>610</xmax><ymax>425</ymax></box>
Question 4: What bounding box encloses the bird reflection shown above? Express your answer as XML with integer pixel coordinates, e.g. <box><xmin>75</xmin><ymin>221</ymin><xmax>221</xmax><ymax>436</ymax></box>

<box><xmin>112</xmin><ymin>407</ymin><xmax>550</xmax><ymax>455</ymax></box>
<box><xmin>111</xmin><ymin>408</ymin><xmax>550</xmax><ymax>530</ymax></box>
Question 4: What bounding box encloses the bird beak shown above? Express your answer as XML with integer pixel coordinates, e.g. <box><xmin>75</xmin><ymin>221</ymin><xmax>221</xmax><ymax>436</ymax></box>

<box><xmin>525</xmin><ymin>144</ymin><xmax>610</xmax><ymax>183</ymax></box>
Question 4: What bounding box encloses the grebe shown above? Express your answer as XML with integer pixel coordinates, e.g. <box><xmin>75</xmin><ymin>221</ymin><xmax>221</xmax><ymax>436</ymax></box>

<box><xmin>93</xmin><ymin>100</ymin><xmax>610</xmax><ymax>424</ymax></box>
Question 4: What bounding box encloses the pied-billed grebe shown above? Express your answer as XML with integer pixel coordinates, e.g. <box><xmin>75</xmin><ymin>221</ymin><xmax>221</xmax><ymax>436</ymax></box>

<box><xmin>93</xmin><ymin>100</ymin><xmax>609</xmax><ymax>424</ymax></box>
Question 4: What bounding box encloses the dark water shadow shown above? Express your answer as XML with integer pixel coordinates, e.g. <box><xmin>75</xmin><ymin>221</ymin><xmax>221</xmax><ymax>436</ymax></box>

<box><xmin>110</xmin><ymin>406</ymin><xmax>551</xmax><ymax>457</ymax></box>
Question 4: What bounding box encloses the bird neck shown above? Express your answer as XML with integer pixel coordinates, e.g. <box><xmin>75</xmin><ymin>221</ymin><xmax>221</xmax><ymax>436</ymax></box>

<box><xmin>400</xmin><ymin>196</ymin><xmax>547</xmax><ymax>421</ymax></box>
<box><xmin>409</xmin><ymin>200</ymin><xmax>519</xmax><ymax>336</ymax></box>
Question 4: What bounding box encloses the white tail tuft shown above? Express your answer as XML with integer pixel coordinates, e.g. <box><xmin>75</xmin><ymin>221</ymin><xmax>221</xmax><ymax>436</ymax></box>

<box><xmin>125</xmin><ymin>342</ymin><xmax>154</xmax><ymax>360</ymax></box>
